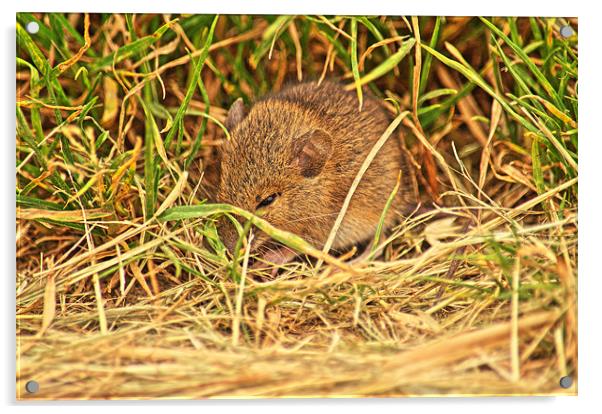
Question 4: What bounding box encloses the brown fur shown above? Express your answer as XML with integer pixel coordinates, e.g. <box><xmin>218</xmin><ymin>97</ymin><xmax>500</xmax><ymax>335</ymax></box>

<box><xmin>215</xmin><ymin>81</ymin><xmax>415</xmax><ymax>254</ymax></box>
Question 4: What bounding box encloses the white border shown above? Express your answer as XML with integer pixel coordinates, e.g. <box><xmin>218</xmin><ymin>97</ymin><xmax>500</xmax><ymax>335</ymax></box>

<box><xmin>3</xmin><ymin>1</ymin><xmax>600</xmax><ymax>413</ymax></box>
<box><xmin>3</xmin><ymin>0</ymin><xmax>583</xmax><ymax>16</ymax></box>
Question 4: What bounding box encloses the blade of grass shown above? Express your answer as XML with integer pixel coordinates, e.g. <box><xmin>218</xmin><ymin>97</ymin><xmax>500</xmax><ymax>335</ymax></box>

<box><xmin>250</xmin><ymin>16</ymin><xmax>293</xmax><ymax>68</ymax></box>
<box><xmin>159</xmin><ymin>203</ymin><xmax>356</xmax><ymax>274</ymax></box>
<box><xmin>318</xmin><ymin>110</ymin><xmax>410</xmax><ymax>268</ymax></box>
<box><xmin>164</xmin><ymin>15</ymin><xmax>218</xmax><ymax>150</ymax></box>
<box><xmin>91</xmin><ymin>19</ymin><xmax>179</xmax><ymax>70</ymax></box>
<box><xmin>348</xmin><ymin>38</ymin><xmax>415</xmax><ymax>89</ymax></box>
<box><xmin>350</xmin><ymin>18</ymin><xmax>363</xmax><ymax>110</ymax></box>
<box><xmin>369</xmin><ymin>171</ymin><xmax>401</xmax><ymax>259</ymax></box>
<box><xmin>479</xmin><ymin>17</ymin><xmax>563</xmax><ymax>109</ymax></box>
<box><xmin>419</xmin><ymin>17</ymin><xmax>442</xmax><ymax>95</ymax></box>
<box><xmin>421</xmin><ymin>43</ymin><xmax>539</xmax><ymax>136</ymax></box>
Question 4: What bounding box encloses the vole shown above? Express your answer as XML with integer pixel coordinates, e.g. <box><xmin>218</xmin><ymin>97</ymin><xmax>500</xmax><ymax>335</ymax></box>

<box><xmin>214</xmin><ymin>81</ymin><xmax>415</xmax><ymax>267</ymax></box>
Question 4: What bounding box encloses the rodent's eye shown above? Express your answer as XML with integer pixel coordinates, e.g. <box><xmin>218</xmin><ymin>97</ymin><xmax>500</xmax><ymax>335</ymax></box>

<box><xmin>256</xmin><ymin>193</ymin><xmax>280</xmax><ymax>210</ymax></box>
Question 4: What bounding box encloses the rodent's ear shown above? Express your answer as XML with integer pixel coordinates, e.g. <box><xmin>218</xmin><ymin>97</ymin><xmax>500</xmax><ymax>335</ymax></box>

<box><xmin>225</xmin><ymin>98</ymin><xmax>247</xmax><ymax>131</ymax></box>
<box><xmin>294</xmin><ymin>129</ymin><xmax>333</xmax><ymax>178</ymax></box>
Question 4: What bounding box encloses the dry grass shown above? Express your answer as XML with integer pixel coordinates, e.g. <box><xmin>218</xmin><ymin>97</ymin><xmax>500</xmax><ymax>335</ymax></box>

<box><xmin>16</xmin><ymin>14</ymin><xmax>577</xmax><ymax>399</ymax></box>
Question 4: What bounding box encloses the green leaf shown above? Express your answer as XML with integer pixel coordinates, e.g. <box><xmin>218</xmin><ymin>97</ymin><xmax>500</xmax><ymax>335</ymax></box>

<box><xmin>250</xmin><ymin>16</ymin><xmax>293</xmax><ymax>68</ymax></box>
<box><xmin>350</xmin><ymin>18</ymin><xmax>363</xmax><ymax>109</ymax></box>
<box><xmin>164</xmin><ymin>15</ymin><xmax>219</xmax><ymax>150</ymax></box>
<box><xmin>419</xmin><ymin>16</ymin><xmax>442</xmax><ymax>95</ymax></box>
<box><xmin>531</xmin><ymin>135</ymin><xmax>545</xmax><ymax>195</ymax></box>
<box><xmin>356</xmin><ymin>38</ymin><xmax>416</xmax><ymax>87</ymax></box>
<box><xmin>418</xmin><ymin>88</ymin><xmax>457</xmax><ymax>105</ymax></box>
<box><xmin>91</xmin><ymin>19</ymin><xmax>178</xmax><ymax>70</ymax></box>
<box><xmin>479</xmin><ymin>17</ymin><xmax>562</xmax><ymax>109</ymax></box>
<box><xmin>421</xmin><ymin>43</ymin><xmax>539</xmax><ymax>136</ymax></box>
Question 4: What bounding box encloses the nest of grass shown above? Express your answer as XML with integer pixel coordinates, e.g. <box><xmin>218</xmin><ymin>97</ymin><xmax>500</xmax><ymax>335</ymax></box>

<box><xmin>16</xmin><ymin>14</ymin><xmax>577</xmax><ymax>399</ymax></box>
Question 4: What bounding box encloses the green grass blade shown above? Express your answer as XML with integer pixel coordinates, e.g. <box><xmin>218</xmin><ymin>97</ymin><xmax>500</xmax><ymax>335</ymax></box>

<box><xmin>421</xmin><ymin>43</ymin><xmax>539</xmax><ymax>136</ymax></box>
<box><xmin>250</xmin><ymin>16</ymin><xmax>293</xmax><ymax>68</ymax></box>
<box><xmin>164</xmin><ymin>15</ymin><xmax>218</xmax><ymax>150</ymax></box>
<box><xmin>91</xmin><ymin>19</ymin><xmax>178</xmax><ymax>70</ymax></box>
<box><xmin>479</xmin><ymin>17</ymin><xmax>562</xmax><ymax>109</ymax></box>
<box><xmin>350</xmin><ymin>18</ymin><xmax>363</xmax><ymax>109</ymax></box>
<box><xmin>356</xmin><ymin>38</ymin><xmax>415</xmax><ymax>87</ymax></box>
<box><xmin>419</xmin><ymin>16</ymin><xmax>442</xmax><ymax>95</ymax></box>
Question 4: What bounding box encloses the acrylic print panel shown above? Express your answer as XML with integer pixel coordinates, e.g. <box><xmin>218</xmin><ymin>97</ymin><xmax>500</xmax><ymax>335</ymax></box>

<box><xmin>16</xmin><ymin>13</ymin><xmax>578</xmax><ymax>399</ymax></box>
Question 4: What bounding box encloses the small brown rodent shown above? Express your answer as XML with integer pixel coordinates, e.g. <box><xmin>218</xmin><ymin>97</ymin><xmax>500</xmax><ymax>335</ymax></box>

<box><xmin>215</xmin><ymin>81</ymin><xmax>415</xmax><ymax>264</ymax></box>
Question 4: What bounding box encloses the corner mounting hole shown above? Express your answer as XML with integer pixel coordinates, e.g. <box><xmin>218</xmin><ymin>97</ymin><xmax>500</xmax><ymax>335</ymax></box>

<box><xmin>560</xmin><ymin>25</ymin><xmax>574</xmax><ymax>38</ymax></box>
<box><xmin>559</xmin><ymin>375</ymin><xmax>573</xmax><ymax>389</ymax></box>
<box><xmin>25</xmin><ymin>380</ymin><xmax>39</xmax><ymax>394</ymax></box>
<box><xmin>25</xmin><ymin>21</ymin><xmax>40</xmax><ymax>34</ymax></box>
